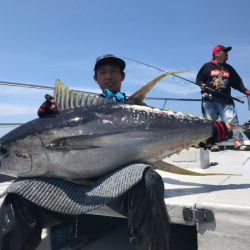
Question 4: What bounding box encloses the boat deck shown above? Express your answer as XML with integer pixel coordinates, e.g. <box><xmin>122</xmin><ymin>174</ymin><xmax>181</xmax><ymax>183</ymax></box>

<box><xmin>162</xmin><ymin>149</ymin><xmax>250</xmax><ymax>223</ymax></box>
<box><xmin>161</xmin><ymin>148</ymin><xmax>250</xmax><ymax>250</ymax></box>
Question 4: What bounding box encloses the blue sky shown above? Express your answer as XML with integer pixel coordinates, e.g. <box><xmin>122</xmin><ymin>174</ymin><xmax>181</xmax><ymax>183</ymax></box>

<box><xmin>1</xmin><ymin>0</ymin><xmax>250</xmax><ymax>137</ymax></box>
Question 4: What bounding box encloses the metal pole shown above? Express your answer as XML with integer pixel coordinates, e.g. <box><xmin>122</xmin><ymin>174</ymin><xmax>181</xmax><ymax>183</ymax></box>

<box><xmin>248</xmin><ymin>96</ymin><xmax>250</xmax><ymax>111</ymax></box>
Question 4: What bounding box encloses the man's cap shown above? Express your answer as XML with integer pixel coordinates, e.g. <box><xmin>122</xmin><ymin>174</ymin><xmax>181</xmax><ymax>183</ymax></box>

<box><xmin>212</xmin><ymin>45</ymin><xmax>232</xmax><ymax>56</ymax></box>
<box><xmin>94</xmin><ymin>54</ymin><xmax>126</xmax><ymax>71</ymax></box>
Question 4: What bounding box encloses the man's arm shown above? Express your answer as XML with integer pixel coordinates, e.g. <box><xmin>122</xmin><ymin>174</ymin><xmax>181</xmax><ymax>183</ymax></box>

<box><xmin>196</xmin><ymin>64</ymin><xmax>210</xmax><ymax>92</ymax></box>
<box><xmin>229</xmin><ymin>65</ymin><xmax>250</xmax><ymax>95</ymax></box>
<box><xmin>196</xmin><ymin>65</ymin><xmax>206</xmax><ymax>86</ymax></box>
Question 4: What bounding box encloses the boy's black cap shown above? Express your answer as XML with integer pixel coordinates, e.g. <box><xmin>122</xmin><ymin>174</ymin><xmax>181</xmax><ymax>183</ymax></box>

<box><xmin>94</xmin><ymin>54</ymin><xmax>126</xmax><ymax>71</ymax></box>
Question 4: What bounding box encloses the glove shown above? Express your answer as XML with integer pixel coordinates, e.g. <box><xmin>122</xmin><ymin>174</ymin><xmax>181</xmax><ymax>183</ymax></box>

<box><xmin>212</xmin><ymin>121</ymin><xmax>233</xmax><ymax>142</ymax></box>
<box><xmin>38</xmin><ymin>94</ymin><xmax>58</xmax><ymax>118</ymax></box>
<box><xmin>244</xmin><ymin>90</ymin><xmax>250</xmax><ymax>95</ymax></box>
<box><xmin>197</xmin><ymin>121</ymin><xmax>233</xmax><ymax>149</ymax></box>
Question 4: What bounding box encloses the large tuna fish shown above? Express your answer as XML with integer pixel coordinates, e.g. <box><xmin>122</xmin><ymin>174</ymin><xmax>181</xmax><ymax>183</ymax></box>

<box><xmin>0</xmin><ymin>72</ymin><xmax>234</xmax><ymax>179</ymax></box>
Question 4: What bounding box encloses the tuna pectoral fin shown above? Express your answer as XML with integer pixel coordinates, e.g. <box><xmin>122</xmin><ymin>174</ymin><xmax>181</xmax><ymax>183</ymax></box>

<box><xmin>46</xmin><ymin>132</ymin><xmax>124</xmax><ymax>151</ymax></box>
<box><xmin>47</xmin><ymin>145</ymin><xmax>100</xmax><ymax>150</ymax></box>
<box><xmin>154</xmin><ymin>160</ymin><xmax>240</xmax><ymax>176</ymax></box>
<box><xmin>46</xmin><ymin>135</ymin><xmax>101</xmax><ymax>151</ymax></box>
<box><xmin>126</xmin><ymin>71</ymin><xmax>191</xmax><ymax>105</ymax></box>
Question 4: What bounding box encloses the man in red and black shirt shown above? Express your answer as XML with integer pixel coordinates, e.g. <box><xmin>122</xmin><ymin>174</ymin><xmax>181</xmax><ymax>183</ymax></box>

<box><xmin>196</xmin><ymin>45</ymin><xmax>250</xmax><ymax>150</ymax></box>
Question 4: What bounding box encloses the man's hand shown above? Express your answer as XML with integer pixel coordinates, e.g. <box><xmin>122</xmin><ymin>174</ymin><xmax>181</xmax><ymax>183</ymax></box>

<box><xmin>49</xmin><ymin>99</ymin><xmax>57</xmax><ymax>111</ymax></box>
<box><xmin>44</xmin><ymin>94</ymin><xmax>58</xmax><ymax>111</ymax></box>
<box><xmin>199</xmin><ymin>83</ymin><xmax>207</xmax><ymax>92</ymax></box>
<box><xmin>196</xmin><ymin>121</ymin><xmax>233</xmax><ymax>149</ymax></box>
<box><xmin>212</xmin><ymin>121</ymin><xmax>233</xmax><ymax>142</ymax></box>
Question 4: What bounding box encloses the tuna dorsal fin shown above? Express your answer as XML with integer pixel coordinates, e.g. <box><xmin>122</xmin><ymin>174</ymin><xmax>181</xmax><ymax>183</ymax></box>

<box><xmin>53</xmin><ymin>80</ymin><xmax>108</xmax><ymax>111</ymax></box>
<box><xmin>126</xmin><ymin>71</ymin><xmax>191</xmax><ymax>105</ymax></box>
<box><xmin>154</xmin><ymin>160</ymin><xmax>240</xmax><ymax>176</ymax></box>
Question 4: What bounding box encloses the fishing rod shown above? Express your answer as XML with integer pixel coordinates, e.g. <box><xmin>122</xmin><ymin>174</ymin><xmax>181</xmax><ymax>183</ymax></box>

<box><xmin>0</xmin><ymin>80</ymin><xmax>54</xmax><ymax>90</ymax></box>
<box><xmin>121</xmin><ymin>56</ymin><xmax>245</xmax><ymax>104</ymax></box>
<box><xmin>0</xmin><ymin>80</ymin><xmax>200</xmax><ymax>103</ymax></box>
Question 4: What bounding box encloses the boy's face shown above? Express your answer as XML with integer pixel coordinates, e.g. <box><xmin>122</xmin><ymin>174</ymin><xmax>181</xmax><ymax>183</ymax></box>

<box><xmin>214</xmin><ymin>50</ymin><xmax>228</xmax><ymax>63</ymax></box>
<box><xmin>94</xmin><ymin>64</ymin><xmax>125</xmax><ymax>93</ymax></box>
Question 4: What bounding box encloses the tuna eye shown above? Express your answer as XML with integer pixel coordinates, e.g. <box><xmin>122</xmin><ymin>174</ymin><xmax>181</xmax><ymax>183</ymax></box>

<box><xmin>14</xmin><ymin>151</ymin><xmax>30</xmax><ymax>159</ymax></box>
<box><xmin>0</xmin><ymin>147</ymin><xmax>8</xmax><ymax>155</ymax></box>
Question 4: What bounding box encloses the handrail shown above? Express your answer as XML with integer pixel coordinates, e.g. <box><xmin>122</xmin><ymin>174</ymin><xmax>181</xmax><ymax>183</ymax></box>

<box><xmin>0</xmin><ymin>123</ymin><xmax>24</xmax><ymax>128</ymax></box>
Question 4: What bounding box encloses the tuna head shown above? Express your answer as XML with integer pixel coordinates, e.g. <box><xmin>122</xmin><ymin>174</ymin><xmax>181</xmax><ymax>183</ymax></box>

<box><xmin>0</xmin><ymin>117</ymin><xmax>66</xmax><ymax>177</ymax></box>
<box><xmin>0</xmin><ymin>143</ymin><xmax>32</xmax><ymax>176</ymax></box>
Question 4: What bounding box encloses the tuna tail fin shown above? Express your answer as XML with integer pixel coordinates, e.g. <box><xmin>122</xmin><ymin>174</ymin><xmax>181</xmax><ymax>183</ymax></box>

<box><xmin>154</xmin><ymin>160</ymin><xmax>240</xmax><ymax>176</ymax></box>
<box><xmin>126</xmin><ymin>71</ymin><xmax>191</xmax><ymax>105</ymax></box>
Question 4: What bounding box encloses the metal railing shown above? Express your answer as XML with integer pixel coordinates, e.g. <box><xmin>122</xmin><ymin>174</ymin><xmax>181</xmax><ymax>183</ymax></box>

<box><xmin>0</xmin><ymin>123</ymin><xmax>24</xmax><ymax>128</ymax></box>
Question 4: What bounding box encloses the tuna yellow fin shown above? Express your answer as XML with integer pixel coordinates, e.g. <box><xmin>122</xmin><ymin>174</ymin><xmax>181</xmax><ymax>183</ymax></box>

<box><xmin>154</xmin><ymin>160</ymin><xmax>240</xmax><ymax>176</ymax></box>
<box><xmin>53</xmin><ymin>80</ymin><xmax>104</xmax><ymax>111</ymax></box>
<box><xmin>126</xmin><ymin>71</ymin><xmax>191</xmax><ymax>105</ymax></box>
